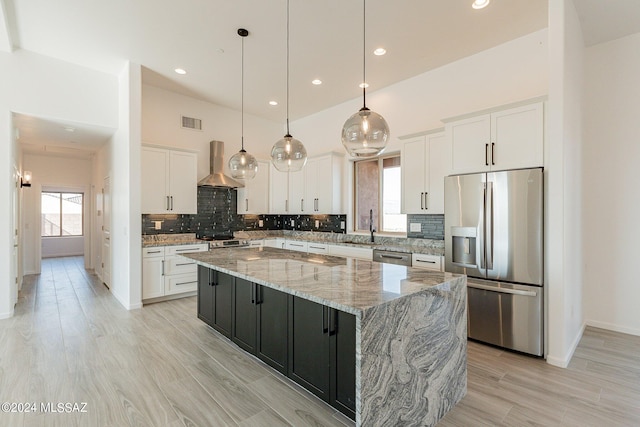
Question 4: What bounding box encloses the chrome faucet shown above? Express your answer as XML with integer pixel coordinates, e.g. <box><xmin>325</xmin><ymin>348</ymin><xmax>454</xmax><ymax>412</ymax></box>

<box><xmin>369</xmin><ymin>209</ymin><xmax>376</xmax><ymax>243</ymax></box>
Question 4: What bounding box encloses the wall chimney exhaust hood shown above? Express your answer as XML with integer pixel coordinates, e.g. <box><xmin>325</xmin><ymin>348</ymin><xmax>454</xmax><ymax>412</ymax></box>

<box><xmin>197</xmin><ymin>141</ymin><xmax>245</xmax><ymax>188</ymax></box>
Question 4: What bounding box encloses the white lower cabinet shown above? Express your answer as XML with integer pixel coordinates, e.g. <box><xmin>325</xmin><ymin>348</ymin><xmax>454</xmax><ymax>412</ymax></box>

<box><xmin>264</xmin><ymin>238</ymin><xmax>286</xmax><ymax>249</ymax></box>
<box><xmin>285</xmin><ymin>240</ymin><xmax>308</xmax><ymax>252</ymax></box>
<box><xmin>327</xmin><ymin>244</ymin><xmax>373</xmax><ymax>261</ymax></box>
<box><xmin>142</xmin><ymin>243</ymin><xmax>208</xmax><ymax>300</ymax></box>
<box><xmin>411</xmin><ymin>253</ymin><xmax>443</xmax><ymax>271</ymax></box>
<box><xmin>307</xmin><ymin>243</ymin><xmax>329</xmax><ymax>255</ymax></box>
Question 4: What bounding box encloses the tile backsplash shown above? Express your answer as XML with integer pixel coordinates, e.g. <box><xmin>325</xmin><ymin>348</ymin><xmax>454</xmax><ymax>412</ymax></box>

<box><xmin>142</xmin><ymin>187</ymin><xmax>346</xmax><ymax>236</ymax></box>
<box><xmin>406</xmin><ymin>214</ymin><xmax>444</xmax><ymax>240</ymax></box>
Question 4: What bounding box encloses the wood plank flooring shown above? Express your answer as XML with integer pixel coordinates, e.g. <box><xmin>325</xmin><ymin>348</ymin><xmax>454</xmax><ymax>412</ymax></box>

<box><xmin>1</xmin><ymin>256</ymin><xmax>638</xmax><ymax>426</ymax></box>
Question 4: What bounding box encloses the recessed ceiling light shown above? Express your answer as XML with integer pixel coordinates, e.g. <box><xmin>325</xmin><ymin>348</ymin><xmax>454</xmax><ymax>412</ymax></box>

<box><xmin>359</xmin><ymin>82</ymin><xmax>369</xmax><ymax>89</ymax></box>
<box><xmin>174</xmin><ymin>68</ymin><xmax>187</xmax><ymax>75</ymax></box>
<box><xmin>63</xmin><ymin>126</ymin><xmax>75</xmax><ymax>132</ymax></box>
<box><xmin>312</xmin><ymin>79</ymin><xmax>322</xmax><ymax>85</ymax></box>
<box><xmin>472</xmin><ymin>0</ymin><xmax>490</xmax><ymax>9</ymax></box>
<box><xmin>269</xmin><ymin>101</ymin><xmax>278</xmax><ymax>106</ymax></box>
<box><xmin>373</xmin><ymin>48</ymin><xmax>386</xmax><ymax>56</ymax></box>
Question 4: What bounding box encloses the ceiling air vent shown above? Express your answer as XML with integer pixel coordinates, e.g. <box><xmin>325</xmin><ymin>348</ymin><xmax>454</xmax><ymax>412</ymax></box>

<box><xmin>181</xmin><ymin>115</ymin><xmax>202</xmax><ymax>131</ymax></box>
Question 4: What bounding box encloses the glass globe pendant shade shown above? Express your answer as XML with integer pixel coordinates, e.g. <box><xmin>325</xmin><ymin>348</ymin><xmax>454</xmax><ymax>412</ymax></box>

<box><xmin>271</xmin><ymin>134</ymin><xmax>308</xmax><ymax>172</ymax></box>
<box><xmin>341</xmin><ymin>107</ymin><xmax>390</xmax><ymax>157</ymax></box>
<box><xmin>228</xmin><ymin>149</ymin><xmax>258</xmax><ymax>179</ymax></box>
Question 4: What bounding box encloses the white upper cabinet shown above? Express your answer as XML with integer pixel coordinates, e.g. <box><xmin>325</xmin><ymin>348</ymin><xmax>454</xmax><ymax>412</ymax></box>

<box><xmin>237</xmin><ymin>160</ymin><xmax>269</xmax><ymax>214</ymax></box>
<box><xmin>142</xmin><ymin>146</ymin><xmax>198</xmax><ymax>214</ymax></box>
<box><xmin>269</xmin><ymin>152</ymin><xmax>343</xmax><ymax>215</ymax></box>
<box><xmin>269</xmin><ymin>163</ymin><xmax>289</xmax><ymax>214</ymax></box>
<box><xmin>304</xmin><ymin>153</ymin><xmax>343</xmax><ymax>214</ymax></box>
<box><xmin>447</xmin><ymin>102</ymin><xmax>543</xmax><ymax>174</ymax></box>
<box><xmin>402</xmin><ymin>132</ymin><xmax>449</xmax><ymax>215</ymax></box>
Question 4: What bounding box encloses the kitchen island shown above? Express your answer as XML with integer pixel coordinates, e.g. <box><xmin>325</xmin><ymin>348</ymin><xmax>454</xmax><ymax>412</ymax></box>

<box><xmin>181</xmin><ymin>247</ymin><xmax>467</xmax><ymax>426</ymax></box>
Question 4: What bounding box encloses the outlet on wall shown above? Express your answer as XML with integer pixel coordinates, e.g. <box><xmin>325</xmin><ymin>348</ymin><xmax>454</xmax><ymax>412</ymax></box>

<box><xmin>315</xmin><ymin>220</ymin><xmax>319</xmax><ymax>228</ymax></box>
<box><xmin>290</xmin><ymin>219</ymin><xmax>295</xmax><ymax>227</ymax></box>
<box><xmin>258</xmin><ymin>219</ymin><xmax>264</xmax><ymax>227</ymax></box>
<box><xmin>340</xmin><ymin>221</ymin><xmax>345</xmax><ymax>229</ymax></box>
<box><xmin>154</xmin><ymin>221</ymin><xmax>162</xmax><ymax>230</ymax></box>
<box><xmin>409</xmin><ymin>222</ymin><xmax>421</xmax><ymax>232</ymax></box>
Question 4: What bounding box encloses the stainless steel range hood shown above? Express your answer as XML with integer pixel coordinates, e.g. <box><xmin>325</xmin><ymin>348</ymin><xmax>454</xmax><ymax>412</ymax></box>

<box><xmin>197</xmin><ymin>140</ymin><xmax>244</xmax><ymax>188</ymax></box>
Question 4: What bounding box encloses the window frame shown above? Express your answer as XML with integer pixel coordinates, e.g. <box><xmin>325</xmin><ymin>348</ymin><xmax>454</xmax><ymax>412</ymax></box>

<box><xmin>352</xmin><ymin>153</ymin><xmax>406</xmax><ymax>236</ymax></box>
<box><xmin>41</xmin><ymin>191</ymin><xmax>85</xmax><ymax>238</ymax></box>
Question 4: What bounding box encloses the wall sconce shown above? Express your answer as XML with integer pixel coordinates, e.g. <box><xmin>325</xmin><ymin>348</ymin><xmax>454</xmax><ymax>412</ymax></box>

<box><xmin>21</xmin><ymin>170</ymin><xmax>32</xmax><ymax>188</ymax></box>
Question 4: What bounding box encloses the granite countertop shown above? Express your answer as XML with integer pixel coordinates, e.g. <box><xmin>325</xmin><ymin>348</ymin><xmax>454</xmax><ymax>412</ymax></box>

<box><xmin>142</xmin><ymin>233</ymin><xmax>204</xmax><ymax>248</ymax></box>
<box><xmin>235</xmin><ymin>230</ymin><xmax>445</xmax><ymax>256</ymax></box>
<box><xmin>181</xmin><ymin>247</ymin><xmax>464</xmax><ymax>315</ymax></box>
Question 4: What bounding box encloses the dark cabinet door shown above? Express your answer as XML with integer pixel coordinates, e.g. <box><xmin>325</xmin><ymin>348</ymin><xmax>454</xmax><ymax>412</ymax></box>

<box><xmin>331</xmin><ymin>309</ymin><xmax>356</xmax><ymax>419</ymax></box>
<box><xmin>213</xmin><ymin>271</ymin><xmax>233</xmax><ymax>338</ymax></box>
<box><xmin>197</xmin><ymin>266</ymin><xmax>214</xmax><ymax>325</ymax></box>
<box><xmin>289</xmin><ymin>296</ymin><xmax>331</xmax><ymax>401</ymax></box>
<box><xmin>232</xmin><ymin>278</ymin><xmax>257</xmax><ymax>353</ymax></box>
<box><xmin>257</xmin><ymin>286</ymin><xmax>288</xmax><ymax>374</ymax></box>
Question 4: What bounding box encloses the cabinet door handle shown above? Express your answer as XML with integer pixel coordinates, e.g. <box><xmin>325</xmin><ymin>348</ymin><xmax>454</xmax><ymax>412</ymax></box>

<box><xmin>251</xmin><ymin>283</ymin><xmax>255</xmax><ymax>304</ymax></box>
<box><xmin>170</xmin><ymin>196</ymin><xmax>174</xmax><ymax>211</ymax></box>
<box><xmin>485</xmin><ymin>143</ymin><xmax>489</xmax><ymax>166</ymax></box>
<box><xmin>285</xmin><ymin>199</ymin><xmax>289</xmax><ymax>212</ymax></box>
<box><xmin>420</xmin><ymin>192</ymin><xmax>424</xmax><ymax>210</ymax></box>
<box><xmin>301</xmin><ymin>199</ymin><xmax>304</xmax><ymax>212</ymax></box>
<box><xmin>328</xmin><ymin>308</ymin><xmax>337</xmax><ymax>336</ymax></box>
<box><xmin>322</xmin><ymin>306</ymin><xmax>329</xmax><ymax>333</ymax></box>
<box><xmin>166</xmin><ymin>196</ymin><xmax>170</xmax><ymax>211</ymax></box>
<box><xmin>424</xmin><ymin>192</ymin><xmax>428</xmax><ymax>210</ymax></box>
<box><xmin>491</xmin><ymin>142</ymin><xmax>495</xmax><ymax>165</ymax></box>
<box><xmin>161</xmin><ymin>260</ymin><xmax>165</xmax><ymax>276</ymax></box>
<box><xmin>257</xmin><ymin>285</ymin><xmax>263</xmax><ymax>304</ymax></box>
<box><xmin>246</xmin><ymin>198</ymin><xmax>249</xmax><ymax>212</ymax></box>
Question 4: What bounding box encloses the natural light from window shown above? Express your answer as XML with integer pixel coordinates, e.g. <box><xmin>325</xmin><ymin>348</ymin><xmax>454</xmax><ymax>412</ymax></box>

<box><xmin>41</xmin><ymin>192</ymin><xmax>84</xmax><ymax>237</ymax></box>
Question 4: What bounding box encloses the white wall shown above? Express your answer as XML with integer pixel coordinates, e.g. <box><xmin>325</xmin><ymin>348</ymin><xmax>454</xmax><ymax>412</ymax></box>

<box><xmin>91</xmin><ymin>143</ymin><xmax>111</xmax><ymax>281</ymax></box>
<box><xmin>0</xmin><ymin>49</ymin><xmax>118</xmax><ymax>319</ymax></box>
<box><xmin>22</xmin><ymin>153</ymin><xmax>93</xmax><ymax>272</ymax></box>
<box><xmin>109</xmin><ymin>62</ymin><xmax>142</xmax><ymax>310</ymax></box>
<box><xmin>142</xmin><ymin>84</ymin><xmax>283</xmax><ymax>178</ymax></box>
<box><xmin>546</xmin><ymin>0</ymin><xmax>585</xmax><ymax>367</ymax></box>
<box><xmin>583</xmin><ymin>32</ymin><xmax>640</xmax><ymax>336</ymax></box>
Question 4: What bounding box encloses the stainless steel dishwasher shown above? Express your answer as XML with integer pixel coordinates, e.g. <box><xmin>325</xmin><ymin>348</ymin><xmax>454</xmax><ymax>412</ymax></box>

<box><xmin>372</xmin><ymin>249</ymin><xmax>412</xmax><ymax>266</ymax></box>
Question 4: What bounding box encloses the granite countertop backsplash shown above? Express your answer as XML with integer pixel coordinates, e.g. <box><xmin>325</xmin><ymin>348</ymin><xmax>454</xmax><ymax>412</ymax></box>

<box><xmin>142</xmin><ymin>233</ymin><xmax>202</xmax><ymax>247</ymax></box>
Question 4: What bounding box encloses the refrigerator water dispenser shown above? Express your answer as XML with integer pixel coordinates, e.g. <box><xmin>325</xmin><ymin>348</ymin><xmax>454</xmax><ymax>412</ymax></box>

<box><xmin>451</xmin><ymin>226</ymin><xmax>476</xmax><ymax>266</ymax></box>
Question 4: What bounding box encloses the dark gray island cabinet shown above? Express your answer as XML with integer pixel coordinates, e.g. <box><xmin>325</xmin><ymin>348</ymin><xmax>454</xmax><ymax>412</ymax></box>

<box><xmin>186</xmin><ymin>247</ymin><xmax>467</xmax><ymax>426</ymax></box>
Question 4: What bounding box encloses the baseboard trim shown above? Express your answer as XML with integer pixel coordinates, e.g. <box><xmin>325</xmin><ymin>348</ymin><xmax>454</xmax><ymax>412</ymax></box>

<box><xmin>111</xmin><ymin>290</ymin><xmax>142</xmax><ymax>311</ymax></box>
<box><xmin>0</xmin><ymin>309</ymin><xmax>14</xmax><ymax>320</ymax></box>
<box><xmin>586</xmin><ymin>319</ymin><xmax>640</xmax><ymax>337</ymax></box>
<box><xmin>546</xmin><ymin>322</ymin><xmax>586</xmax><ymax>368</ymax></box>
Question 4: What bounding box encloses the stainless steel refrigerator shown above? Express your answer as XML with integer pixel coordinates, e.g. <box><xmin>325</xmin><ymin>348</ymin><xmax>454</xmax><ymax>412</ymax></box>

<box><xmin>445</xmin><ymin>167</ymin><xmax>543</xmax><ymax>356</ymax></box>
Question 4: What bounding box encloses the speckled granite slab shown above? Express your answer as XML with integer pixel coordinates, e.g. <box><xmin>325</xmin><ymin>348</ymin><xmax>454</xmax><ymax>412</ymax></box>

<box><xmin>142</xmin><ymin>233</ymin><xmax>202</xmax><ymax>247</ymax></box>
<box><xmin>181</xmin><ymin>246</ymin><xmax>467</xmax><ymax>426</ymax></box>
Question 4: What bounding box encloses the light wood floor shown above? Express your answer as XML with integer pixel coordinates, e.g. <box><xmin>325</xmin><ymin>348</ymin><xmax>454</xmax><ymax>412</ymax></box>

<box><xmin>0</xmin><ymin>257</ymin><xmax>638</xmax><ymax>426</ymax></box>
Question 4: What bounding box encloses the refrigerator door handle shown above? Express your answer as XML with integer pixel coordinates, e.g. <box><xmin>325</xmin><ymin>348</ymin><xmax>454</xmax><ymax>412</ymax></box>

<box><xmin>478</xmin><ymin>183</ymin><xmax>486</xmax><ymax>270</ymax></box>
<box><xmin>468</xmin><ymin>282</ymin><xmax>538</xmax><ymax>297</ymax></box>
<box><xmin>486</xmin><ymin>181</ymin><xmax>494</xmax><ymax>270</ymax></box>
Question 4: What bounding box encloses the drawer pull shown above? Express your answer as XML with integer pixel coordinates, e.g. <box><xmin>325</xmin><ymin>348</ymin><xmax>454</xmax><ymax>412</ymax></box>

<box><xmin>175</xmin><ymin>262</ymin><xmax>195</xmax><ymax>267</ymax></box>
<box><xmin>175</xmin><ymin>281</ymin><xmax>197</xmax><ymax>286</ymax></box>
<box><xmin>416</xmin><ymin>259</ymin><xmax>436</xmax><ymax>264</ymax></box>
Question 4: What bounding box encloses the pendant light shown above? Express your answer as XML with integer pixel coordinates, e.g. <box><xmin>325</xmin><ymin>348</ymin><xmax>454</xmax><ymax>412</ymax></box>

<box><xmin>270</xmin><ymin>0</ymin><xmax>308</xmax><ymax>172</ymax></box>
<box><xmin>229</xmin><ymin>28</ymin><xmax>258</xmax><ymax>180</ymax></box>
<box><xmin>341</xmin><ymin>0</ymin><xmax>390</xmax><ymax>158</ymax></box>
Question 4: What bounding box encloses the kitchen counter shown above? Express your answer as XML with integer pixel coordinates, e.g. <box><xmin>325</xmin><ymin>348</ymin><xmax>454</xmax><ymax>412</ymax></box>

<box><xmin>182</xmin><ymin>247</ymin><xmax>466</xmax><ymax>426</ymax></box>
<box><xmin>142</xmin><ymin>233</ymin><xmax>202</xmax><ymax>247</ymax></box>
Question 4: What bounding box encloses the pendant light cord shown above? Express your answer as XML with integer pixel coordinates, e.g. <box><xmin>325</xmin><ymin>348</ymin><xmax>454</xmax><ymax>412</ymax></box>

<box><xmin>241</xmin><ymin>34</ymin><xmax>245</xmax><ymax>150</ymax></box>
<box><xmin>286</xmin><ymin>0</ymin><xmax>291</xmax><ymax>136</ymax></box>
<box><xmin>362</xmin><ymin>0</ymin><xmax>367</xmax><ymax>109</ymax></box>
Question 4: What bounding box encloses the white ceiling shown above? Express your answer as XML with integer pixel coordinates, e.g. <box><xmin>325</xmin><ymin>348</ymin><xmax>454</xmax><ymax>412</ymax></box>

<box><xmin>3</xmin><ymin>0</ymin><xmax>640</xmax><ymax>153</ymax></box>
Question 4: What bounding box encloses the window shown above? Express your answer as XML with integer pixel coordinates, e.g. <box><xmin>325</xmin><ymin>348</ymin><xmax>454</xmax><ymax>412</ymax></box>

<box><xmin>41</xmin><ymin>192</ymin><xmax>84</xmax><ymax>237</ymax></box>
<box><xmin>354</xmin><ymin>155</ymin><xmax>406</xmax><ymax>233</ymax></box>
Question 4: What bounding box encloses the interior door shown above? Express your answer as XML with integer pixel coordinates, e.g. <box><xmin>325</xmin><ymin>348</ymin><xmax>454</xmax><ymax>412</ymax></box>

<box><xmin>102</xmin><ymin>176</ymin><xmax>111</xmax><ymax>288</ymax></box>
<box><xmin>11</xmin><ymin>166</ymin><xmax>19</xmax><ymax>306</ymax></box>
